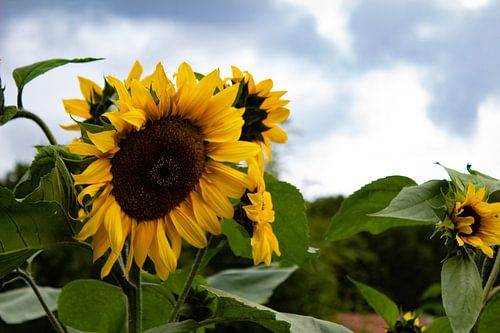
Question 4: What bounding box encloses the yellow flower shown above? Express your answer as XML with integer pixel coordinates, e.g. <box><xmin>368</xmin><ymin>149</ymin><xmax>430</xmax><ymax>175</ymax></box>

<box><xmin>62</xmin><ymin>76</ymin><xmax>103</xmax><ymax>130</ymax></box>
<box><xmin>452</xmin><ymin>183</ymin><xmax>500</xmax><ymax>257</ymax></box>
<box><xmin>230</xmin><ymin>66</ymin><xmax>290</xmax><ymax>160</ymax></box>
<box><xmin>242</xmin><ymin>152</ymin><xmax>281</xmax><ymax>266</ymax></box>
<box><xmin>69</xmin><ymin>61</ymin><xmax>260</xmax><ymax>279</ymax></box>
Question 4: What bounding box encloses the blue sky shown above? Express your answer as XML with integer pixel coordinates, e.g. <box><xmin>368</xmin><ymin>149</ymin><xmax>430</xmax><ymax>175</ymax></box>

<box><xmin>1</xmin><ymin>0</ymin><xmax>500</xmax><ymax>198</ymax></box>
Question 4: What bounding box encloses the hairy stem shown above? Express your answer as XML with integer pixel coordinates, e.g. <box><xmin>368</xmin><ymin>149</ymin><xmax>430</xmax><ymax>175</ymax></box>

<box><xmin>12</xmin><ymin>110</ymin><xmax>58</xmax><ymax>145</ymax></box>
<box><xmin>168</xmin><ymin>237</ymin><xmax>211</xmax><ymax>323</ymax></box>
<box><xmin>127</xmin><ymin>262</ymin><xmax>142</xmax><ymax>333</ymax></box>
<box><xmin>16</xmin><ymin>269</ymin><xmax>66</xmax><ymax>333</ymax></box>
<box><xmin>483</xmin><ymin>250</ymin><xmax>500</xmax><ymax>303</ymax></box>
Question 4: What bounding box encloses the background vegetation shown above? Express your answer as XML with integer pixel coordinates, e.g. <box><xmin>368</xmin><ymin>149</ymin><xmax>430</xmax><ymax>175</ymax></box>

<box><xmin>0</xmin><ymin>164</ymin><xmax>446</xmax><ymax>332</ymax></box>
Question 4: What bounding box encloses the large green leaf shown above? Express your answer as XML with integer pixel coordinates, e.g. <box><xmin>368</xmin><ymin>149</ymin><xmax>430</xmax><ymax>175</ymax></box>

<box><xmin>424</xmin><ymin>317</ymin><xmax>452</xmax><ymax>333</ymax></box>
<box><xmin>326</xmin><ymin>176</ymin><xmax>434</xmax><ymax>241</ymax></box>
<box><xmin>0</xmin><ymin>249</ymin><xmax>38</xmax><ymax>279</ymax></box>
<box><xmin>0</xmin><ymin>187</ymin><xmax>74</xmax><ymax>254</ymax></box>
<box><xmin>206</xmin><ymin>264</ymin><xmax>297</xmax><ymax>304</ymax></box>
<box><xmin>439</xmin><ymin>164</ymin><xmax>500</xmax><ymax>194</ymax></box>
<box><xmin>145</xmin><ymin>286</ymin><xmax>352</xmax><ymax>333</ymax></box>
<box><xmin>58</xmin><ymin>279</ymin><xmax>126</xmax><ymax>333</ymax></box>
<box><xmin>13</xmin><ymin>58</ymin><xmax>102</xmax><ymax>96</ymax></box>
<box><xmin>222</xmin><ymin>219</ymin><xmax>252</xmax><ymax>259</ymax></box>
<box><xmin>265</xmin><ymin>173</ymin><xmax>310</xmax><ymax>266</ymax></box>
<box><xmin>349</xmin><ymin>277</ymin><xmax>399</xmax><ymax>329</ymax></box>
<box><xmin>142</xmin><ymin>284</ymin><xmax>175</xmax><ymax>331</ymax></box>
<box><xmin>371</xmin><ymin>180</ymin><xmax>447</xmax><ymax>222</ymax></box>
<box><xmin>0</xmin><ymin>286</ymin><xmax>60</xmax><ymax>324</ymax></box>
<box><xmin>478</xmin><ymin>292</ymin><xmax>500</xmax><ymax>333</ymax></box>
<box><xmin>223</xmin><ymin>173</ymin><xmax>310</xmax><ymax>266</ymax></box>
<box><xmin>441</xmin><ymin>253</ymin><xmax>483</xmax><ymax>333</ymax></box>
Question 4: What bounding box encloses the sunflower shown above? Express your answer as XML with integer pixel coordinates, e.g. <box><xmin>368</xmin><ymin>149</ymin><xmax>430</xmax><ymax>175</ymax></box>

<box><xmin>61</xmin><ymin>61</ymin><xmax>143</xmax><ymax>130</ymax></box>
<box><xmin>68</xmin><ymin>61</ymin><xmax>260</xmax><ymax>279</ymax></box>
<box><xmin>242</xmin><ymin>152</ymin><xmax>281</xmax><ymax>266</ymax></box>
<box><xmin>386</xmin><ymin>312</ymin><xmax>424</xmax><ymax>333</ymax></box>
<box><xmin>452</xmin><ymin>182</ymin><xmax>500</xmax><ymax>257</ymax></box>
<box><xmin>229</xmin><ymin>66</ymin><xmax>290</xmax><ymax>160</ymax></box>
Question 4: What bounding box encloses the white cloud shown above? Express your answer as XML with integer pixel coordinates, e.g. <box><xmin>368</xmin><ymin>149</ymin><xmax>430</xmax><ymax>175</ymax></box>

<box><xmin>274</xmin><ymin>0</ymin><xmax>354</xmax><ymax>55</ymax></box>
<box><xmin>281</xmin><ymin>64</ymin><xmax>500</xmax><ymax>198</ymax></box>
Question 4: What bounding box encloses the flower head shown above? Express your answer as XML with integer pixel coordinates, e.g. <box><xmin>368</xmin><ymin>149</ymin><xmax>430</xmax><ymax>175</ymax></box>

<box><xmin>386</xmin><ymin>312</ymin><xmax>425</xmax><ymax>333</ymax></box>
<box><xmin>69</xmin><ymin>61</ymin><xmax>259</xmax><ymax>279</ymax></box>
<box><xmin>241</xmin><ymin>152</ymin><xmax>281</xmax><ymax>266</ymax></box>
<box><xmin>452</xmin><ymin>183</ymin><xmax>500</xmax><ymax>257</ymax></box>
<box><xmin>229</xmin><ymin>66</ymin><xmax>290</xmax><ymax>160</ymax></box>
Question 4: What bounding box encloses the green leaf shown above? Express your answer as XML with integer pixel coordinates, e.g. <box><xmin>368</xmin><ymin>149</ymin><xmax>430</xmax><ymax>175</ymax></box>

<box><xmin>12</xmin><ymin>58</ymin><xmax>102</xmax><ymax>94</ymax></box>
<box><xmin>0</xmin><ymin>106</ymin><xmax>17</xmax><ymax>125</ymax></box>
<box><xmin>478</xmin><ymin>292</ymin><xmax>500</xmax><ymax>332</ymax></box>
<box><xmin>265</xmin><ymin>173</ymin><xmax>310</xmax><ymax>266</ymax></box>
<box><xmin>424</xmin><ymin>317</ymin><xmax>453</xmax><ymax>333</ymax></box>
<box><xmin>162</xmin><ymin>270</ymin><xmax>207</xmax><ymax>295</ymax></box>
<box><xmin>206</xmin><ymin>264</ymin><xmax>297</xmax><ymax>304</ymax></box>
<box><xmin>0</xmin><ymin>286</ymin><xmax>60</xmax><ymax>324</ymax></box>
<box><xmin>327</xmin><ymin>176</ymin><xmax>435</xmax><ymax>241</ymax></box>
<box><xmin>147</xmin><ymin>286</ymin><xmax>352</xmax><ymax>333</ymax></box>
<box><xmin>58</xmin><ymin>279</ymin><xmax>126</xmax><ymax>333</ymax></box>
<box><xmin>441</xmin><ymin>253</ymin><xmax>483</xmax><ymax>333</ymax></box>
<box><xmin>0</xmin><ymin>187</ymin><xmax>74</xmax><ymax>254</ymax></box>
<box><xmin>0</xmin><ymin>249</ymin><xmax>38</xmax><ymax>279</ymax></box>
<box><xmin>222</xmin><ymin>219</ymin><xmax>252</xmax><ymax>259</ymax></box>
<box><xmin>348</xmin><ymin>277</ymin><xmax>399</xmax><ymax>329</ymax></box>
<box><xmin>439</xmin><ymin>163</ymin><xmax>500</xmax><ymax>194</ymax></box>
<box><xmin>143</xmin><ymin>284</ymin><xmax>175</xmax><ymax>331</ymax></box>
<box><xmin>371</xmin><ymin>180</ymin><xmax>447</xmax><ymax>222</ymax></box>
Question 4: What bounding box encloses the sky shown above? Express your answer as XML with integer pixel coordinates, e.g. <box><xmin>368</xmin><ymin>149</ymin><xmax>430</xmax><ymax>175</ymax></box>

<box><xmin>1</xmin><ymin>0</ymin><xmax>500</xmax><ymax>199</ymax></box>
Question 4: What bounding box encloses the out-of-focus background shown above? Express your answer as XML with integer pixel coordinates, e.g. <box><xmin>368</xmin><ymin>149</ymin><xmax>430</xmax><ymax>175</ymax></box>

<box><xmin>1</xmin><ymin>0</ymin><xmax>497</xmax><ymax>331</ymax></box>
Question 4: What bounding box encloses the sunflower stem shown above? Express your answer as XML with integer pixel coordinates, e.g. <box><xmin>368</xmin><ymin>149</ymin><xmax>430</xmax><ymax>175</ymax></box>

<box><xmin>128</xmin><ymin>262</ymin><xmax>142</xmax><ymax>333</ymax></box>
<box><xmin>483</xmin><ymin>250</ymin><xmax>500</xmax><ymax>303</ymax></box>
<box><xmin>168</xmin><ymin>237</ymin><xmax>211</xmax><ymax>323</ymax></box>
<box><xmin>12</xmin><ymin>110</ymin><xmax>58</xmax><ymax>145</ymax></box>
<box><xmin>15</xmin><ymin>269</ymin><xmax>66</xmax><ymax>333</ymax></box>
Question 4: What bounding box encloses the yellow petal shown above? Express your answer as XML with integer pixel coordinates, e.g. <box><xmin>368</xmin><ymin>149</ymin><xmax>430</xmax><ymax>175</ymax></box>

<box><xmin>60</xmin><ymin>123</ymin><xmax>81</xmax><ymax>131</ymax></box>
<box><xmin>129</xmin><ymin>80</ymin><xmax>160</xmax><ymax>120</ymax></box>
<box><xmin>256</xmin><ymin>79</ymin><xmax>273</xmax><ymax>95</ymax></box>
<box><xmin>126</xmin><ymin>60</ymin><xmax>143</xmax><ymax>86</ymax></box>
<box><xmin>203</xmin><ymin>107</ymin><xmax>244</xmax><ymax>143</ymax></box>
<box><xmin>148</xmin><ymin>220</ymin><xmax>177</xmax><ymax>280</ymax></box>
<box><xmin>75</xmin><ymin>197</ymin><xmax>111</xmax><ymax>241</ymax></box>
<box><xmin>207</xmin><ymin>141</ymin><xmax>260</xmax><ymax>163</ymax></box>
<box><xmin>190</xmin><ymin>191</ymin><xmax>221</xmax><ymax>235</ymax></box>
<box><xmin>169</xmin><ymin>203</ymin><xmax>207</xmax><ymax>248</ymax></box>
<box><xmin>206</xmin><ymin>161</ymin><xmax>250</xmax><ymax>198</ymax></box>
<box><xmin>263</xmin><ymin>126</ymin><xmax>288</xmax><ymax>144</ymax></box>
<box><xmin>78</xmin><ymin>76</ymin><xmax>102</xmax><ymax>102</ymax></box>
<box><xmin>165</xmin><ymin>218</ymin><xmax>182</xmax><ymax>258</ymax></box>
<box><xmin>101</xmin><ymin>252</ymin><xmax>120</xmax><ymax>279</ymax></box>
<box><xmin>67</xmin><ymin>139</ymin><xmax>103</xmax><ymax>157</ymax></box>
<box><xmin>92</xmin><ymin>225</ymin><xmax>110</xmax><ymax>262</ymax></box>
<box><xmin>199</xmin><ymin>177</ymin><xmax>234</xmax><ymax>219</ymax></box>
<box><xmin>262</xmin><ymin>107</ymin><xmax>290</xmax><ymax>126</ymax></box>
<box><xmin>133</xmin><ymin>221</ymin><xmax>156</xmax><ymax>269</ymax></box>
<box><xmin>87</xmin><ymin>130</ymin><xmax>117</xmax><ymax>153</ymax></box>
<box><xmin>73</xmin><ymin>158</ymin><xmax>112</xmax><ymax>185</ymax></box>
<box><xmin>77</xmin><ymin>183</ymin><xmax>105</xmax><ymax>205</ymax></box>
<box><xmin>107</xmin><ymin>76</ymin><xmax>132</xmax><ymax>105</ymax></box>
<box><xmin>104</xmin><ymin>198</ymin><xmax>124</xmax><ymax>253</ymax></box>
<box><xmin>63</xmin><ymin>99</ymin><xmax>91</xmax><ymax>118</ymax></box>
<box><xmin>126</xmin><ymin>221</ymin><xmax>137</xmax><ymax>273</ymax></box>
<box><xmin>203</xmin><ymin>84</ymin><xmax>240</xmax><ymax>125</ymax></box>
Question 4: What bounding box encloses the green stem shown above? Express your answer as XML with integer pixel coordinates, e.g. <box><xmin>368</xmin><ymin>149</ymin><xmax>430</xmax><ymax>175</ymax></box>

<box><xmin>12</xmin><ymin>110</ymin><xmax>58</xmax><ymax>145</ymax></box>
<box><xmin>483</xmin><ymin>251</ymin><xmax>500</xmax><ymax>302</ymax></box>
<box><xmin>168</xmin><ymin>239</ymin><xmax>210</xmax><ymax>323</ymax></box>
<box><xmin>16</xmin><ymin>269</ymin><xmax>66</xmax><ymax>333</ymax></box>
<box><xmin>128</xmin><ymin>262</ymin><xmax>142</xmax><ymax>333</ymax></box>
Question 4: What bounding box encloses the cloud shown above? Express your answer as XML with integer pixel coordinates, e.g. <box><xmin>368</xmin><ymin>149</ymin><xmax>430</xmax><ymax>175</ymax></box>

<box><xmin>282</xmin><ymin>64</ymin><xmax>500</xmax><ymax>198</ymax></box>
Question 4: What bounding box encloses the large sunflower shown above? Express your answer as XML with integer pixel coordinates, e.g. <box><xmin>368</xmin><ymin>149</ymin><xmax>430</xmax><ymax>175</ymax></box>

<box><xmin>452</xmin><ymin>183</ymin><xmax>500</xmax><ymax>257</ymax></box>
<box><xmin>69</xmin><ymin>61</ymin><xmax>260</xmax><ymax>279</ymax></box>
<box><xmin>230</xmin><ymin>66</ymin><xmax>290</xmax><ymax>160</ymax></box>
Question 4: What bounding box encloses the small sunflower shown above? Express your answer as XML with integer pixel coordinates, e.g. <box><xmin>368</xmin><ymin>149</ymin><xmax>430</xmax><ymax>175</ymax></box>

<box><xmin>387</xmin><ymin>312</ymin><xmax>425</xmax><ymax>333</ymax></box>
<box><xmin>61</xmin><ymin>61</ymin><xmax>143</xmax><ymax>130</ymax></box>
<box><xmin>230</xmin><ymin>66</ymin><xmax>290</xmax><ymax>160</ymax></box>
<box><xmin>242</xmin><ymin>152</ymin><xmax>281</xmax><ymax>266</ymax></box>
<box><xmin>69</xmin><ymin>61</ymin><xmax>260</xmax><ymax>279</ymax></box>
<box><xmin>452</xmin><ymin>182</ymin><xmax>500</xmax><ymax>257</ymax></box>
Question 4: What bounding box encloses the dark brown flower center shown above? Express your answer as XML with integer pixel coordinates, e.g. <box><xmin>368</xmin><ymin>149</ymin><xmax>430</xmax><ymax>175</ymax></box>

<box><xmin>111</xmin><ymin>117</ymin><xmax>205</xmax><ymax>222</ymax></box>
<box><xmin>458</xmin><ymin>205</ymin><xmax>482</xmax><ymax>234</ymax></box>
